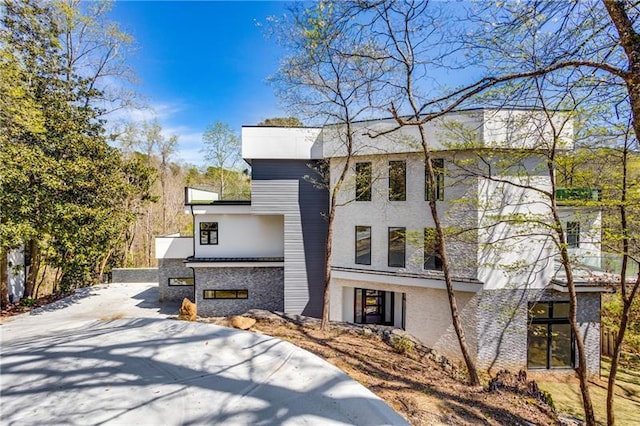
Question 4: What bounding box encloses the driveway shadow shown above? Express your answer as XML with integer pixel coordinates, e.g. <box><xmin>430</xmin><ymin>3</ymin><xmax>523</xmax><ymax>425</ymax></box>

<box><xmin>132</xmin><ymin>286</ymin><xmax>180</xmax><ymax>316</ymax></box>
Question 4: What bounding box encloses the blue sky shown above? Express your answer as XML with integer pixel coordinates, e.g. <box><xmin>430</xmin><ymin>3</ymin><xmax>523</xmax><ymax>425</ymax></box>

<box><xmin>108</xmin><ymin>1</ymin><xmax>291</xmax><ymax>165</ymax></box>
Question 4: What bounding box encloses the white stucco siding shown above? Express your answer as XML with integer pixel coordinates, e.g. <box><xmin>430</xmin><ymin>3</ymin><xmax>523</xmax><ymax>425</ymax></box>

<box><xmin>155</xmin><ymin>236</ymin><xmax>193</xmax><ymax>259</ymax></box>
<box><xmin>322</xmin><ymin>112</ymin><xmax>483</xmax><ymax>158</ymax></box>
<box><xmin>558</xmin><ymin>207</ymin><xmax>601</xmax><ymax>255</ymax></box>
<box><xmin>477</xmin><ymin>174</ymin><xmax>555</xmax><ymax>290</ymax></box>
<box><xmin>242</xmin><ymin>127</ymin><xmax>323</xmax><ymax>160</ymax></box>
<box><xmin>482</xmin><ymin>109</ymin><xmax>574</xmax><ymax>150</ymax></box>
<box><xmin>194</xmin><ymin>214</ymin><xmax>284</xmax><ymax>258</ymax></box>
<box><xmin>330</xmin><ymin>153</ymin><xmax>479</xmax><ymax>278</ymax></box>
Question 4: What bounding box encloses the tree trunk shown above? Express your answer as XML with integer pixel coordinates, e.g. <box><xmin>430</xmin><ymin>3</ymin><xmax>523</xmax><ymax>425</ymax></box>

<box><xmin>24</xmin><ymin>239</ymin><xmax>40</xmax><ymax>298</ymax></box>
<box><xmin>422</xmin><ymin>138</ymin><xmax>480</xmax><ymax>386</ymax></box>
<box><xmin>1</xmin><ymin>248</ymin><xmax>10</xmax><ymax>309</ymax></box>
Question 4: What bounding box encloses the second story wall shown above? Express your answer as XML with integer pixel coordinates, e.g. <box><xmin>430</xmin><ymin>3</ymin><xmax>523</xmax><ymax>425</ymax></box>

<box><xmin>194</xmin><ymin>213</ymin><xmax>284</xmax><ymax>258</ymax></box>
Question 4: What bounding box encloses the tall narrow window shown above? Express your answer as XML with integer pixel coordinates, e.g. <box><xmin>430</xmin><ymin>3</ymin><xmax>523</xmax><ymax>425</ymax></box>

<box><xmin>388</xmin><ymin>227</ymin><xmax>406</xmax><ymax>267</ymax></box>
<box><xmin>355</xmin><ymin>162</ymin><xmax>372</xmax><ymax>201</ymax></box>
<box><xmin>566</xmin><ymin>222</ymin><xmax>580</xmax><ymax>248</ymax></box>
<box><xmin>424</xmin><ymin>228</ymin><xmax>443</xmax><ymax>271</ymax></box>
<box><xmin>355</xmin><ymin>226</ymin><xmax>372</xmax><ymax>265</ymax></box>
<box><xmin>389</xmin><ymin>160</ymin><xmax>406</xmax><ymax>201</ymax></box>
<box><xmin>425</xmin><ymin>158</ymin><xmax>445</xmax><ymax>201</ymax></box>
<box><xmin>527</xmin><ymin>302</ymin><xmax>573</xmax><ymax>369</ymax></box>
<box><xmin>200</xmin><ymin>222</ymin><xmax>218</xmax><ymax>245</ymax></box>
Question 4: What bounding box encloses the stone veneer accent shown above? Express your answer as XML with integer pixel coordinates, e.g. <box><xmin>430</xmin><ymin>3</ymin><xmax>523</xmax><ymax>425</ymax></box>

<box><xmin>158</xmin><ymin>259</ymin><xmax>194</xmax><ymax>302</ymax></box>
<box><xmin>112</xmin><ymin>268</ymin><xmax>159</xmax><ymax>283</ymax></box>
<box><xmin>195</xmin><ymin>267</ymin><xmax>284</xmax><ymax>317</ymax></box>
<box><xmin>475</xmin><ymin>288</ymin><xmax>601</xmax><ymax>375</ymax></box>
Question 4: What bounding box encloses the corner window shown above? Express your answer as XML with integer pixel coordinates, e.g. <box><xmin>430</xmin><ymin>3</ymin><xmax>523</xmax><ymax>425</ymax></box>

<box><xmin>566</xmin><ymin>222</ymin><xmax>580</xmax><ymax>248</ymax></box>
<box><xmin>355</xmin><ymin>162</ymin><xmax>372</xmax><ymax>201</ymax></box>
<box><xmin>425</xmin><ymin>158</ymin><xmax>444</xmax><ymax>201</ymax></box>
<box><xmin>203</xmin><ymin>289</ymin><xmax>248</xmax><ymax>299</ymax></box>
<box><xmin>389</xmin><ymin>160</ymin><xmax>406</xmax><ymax>201</ymax></box>
<box><xmin>527</xmin><ymin>302</ymin><xmax>573</xmax><ymax>369</ymax></box>
<box><xmin>388</xmin><ymin>227</ymin><xmax>406</xmax><ymax>267</ymax></box>
<box><xmin>168</xmin><ymin>278</ymin><xmax>194</xmax><ymax>286</ymax></box>
<box><xmin>200</xmin><ymin>222</ymin><xmax>218</xmax><ymax>245</ymax></box>
<box><xmin>424</xmin><ymin>228</ymin><xmax>443</xmax><ymax>271</ymax></box>
<box><xmin>355</xmin><ymin>226</ymin><xmax>372</xmax><ymax>265</ymax></box>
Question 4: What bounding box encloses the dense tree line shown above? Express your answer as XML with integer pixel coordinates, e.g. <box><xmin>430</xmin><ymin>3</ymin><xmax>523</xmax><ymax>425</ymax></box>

<box><xmin>0</xmin><ymin>0</ymin><xmax>156</xmax><ymax>303</ymax></box>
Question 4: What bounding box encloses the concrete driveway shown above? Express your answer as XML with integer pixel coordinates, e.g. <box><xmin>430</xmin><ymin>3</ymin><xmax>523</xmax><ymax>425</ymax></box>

<box><xmin>0</xmin><ymin>283</ymin><xmax>408</xmax><ymax>425</ymax></box>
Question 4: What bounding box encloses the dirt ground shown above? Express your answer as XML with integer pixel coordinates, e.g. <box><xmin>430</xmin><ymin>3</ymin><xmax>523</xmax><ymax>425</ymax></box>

<box><xmin>206</xmin><ymin>312</ymin><xmax>559</xmax><ymax>426</ymax></box>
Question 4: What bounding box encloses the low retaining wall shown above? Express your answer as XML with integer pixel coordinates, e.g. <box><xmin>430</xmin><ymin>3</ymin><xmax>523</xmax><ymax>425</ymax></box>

<box><xmin>111</xmin><ymin>268</ymin><xmax>159</xmax><ymax>283</ymax></box>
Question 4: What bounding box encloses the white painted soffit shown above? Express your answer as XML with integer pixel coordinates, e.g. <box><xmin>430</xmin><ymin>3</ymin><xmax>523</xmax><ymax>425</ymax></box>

<box><xmin>331</xmin><ymin>268</ymin><xmax>482</xmax><ymax>292</ymax></box>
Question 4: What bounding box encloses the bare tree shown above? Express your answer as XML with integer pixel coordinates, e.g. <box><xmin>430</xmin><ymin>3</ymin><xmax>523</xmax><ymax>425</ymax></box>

<box><xmin>270</xmin><ymin>1</ymin><xmax>388</xmax><ymax>330</ymax></box>
<box><xmin>201</xmin><ymin>121</ymin><xmax>241</xmax><ymax>199</ymax></box>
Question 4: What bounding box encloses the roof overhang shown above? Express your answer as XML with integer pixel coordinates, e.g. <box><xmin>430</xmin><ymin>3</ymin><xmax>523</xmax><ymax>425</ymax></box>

<box><xmin>185</xmin><ymin>257</ymin><xmax>284</xmax><ymax>268</ymax></box>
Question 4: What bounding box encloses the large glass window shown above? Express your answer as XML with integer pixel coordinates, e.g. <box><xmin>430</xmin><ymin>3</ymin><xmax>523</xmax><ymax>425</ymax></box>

<box><xmin>200</xmin><ymin>222</ymin><xmax>218</xmax><ymax>245</ymax></box>
<box><xmin>566</xmin><ymin>222</ymin><xmax>580</xmax><ymax>248</ymax></box>
<box><xmin>424</xmin><ymin>228</ymin><xmax>443</xmax><ymax>271</ymax></box>
<box><xmin>389</xmin><ymin>160</ymin><xmax>406</xmax><ymax>201</ymax></box>
<box><xmin>425</xmin><ymin>158</ymin><xmax>445</xmax><ymax>201</ymax></box>
<box><xmin>527</xmin><ymin>302</ymin><xmax>573</xmax><ymax>369</ymax></box>
<box><xmin>355</xmin><ymin>226</ymin><xmax>372</xmax><ymax>265</ymax></box>
<box><xmin>355</xmin><ymin>162</ymin><xmax>372</xmax><ymax>201</ymax></box>
<box><xmin>388</xmin><ymin>227</ymin><xmax>406</xmax><ymax>267</ymax></box>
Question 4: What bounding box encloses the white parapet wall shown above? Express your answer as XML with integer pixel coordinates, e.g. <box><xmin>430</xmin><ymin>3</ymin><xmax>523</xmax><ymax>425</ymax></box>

<box><xmin>155</xmin><ymin>235</ymin><xmax>194</xmax><ymax>259</ymax></box>
<box><xmin>242</xmin><ymin>126</ymin><xmax>323</xmax><ymax>160</ymax></box>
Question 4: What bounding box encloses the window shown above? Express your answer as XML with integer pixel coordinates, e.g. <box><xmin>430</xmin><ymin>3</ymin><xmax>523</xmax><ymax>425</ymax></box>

<box><xmin>354</xmin><ymin>288</ymin><xmax>394</xmax><ymax>325</ymax></box>
<box><xmin>355</xmin><ymin>162</ymin><xmax>372</xmax><ymax>201</ymax></box>
<box><xmin>425</xmin><ymin>158</ymin><xmax>444</xmax><ymax>201</ymax></box>
<box><xmin>424</xmin><ymin>228</ymin><xmax>443</xmax><ymax>271</ymax></box>
<box><xmin>566</xmin><ymin>222</ymin><xmax>580</xmax><ymax>248</ymax></box>
<box><xmin>203</xmin><ymin>289</ymin><xmax>248</xmax><ymax>299</ymax></box>
<box><xmin>168</xmin><ymin>277</ymin><xmax>194</xmax><ymax>286</ymax></box>
<box><xmin>200</xmin><ymin>222</ymin><xmax>218</xmax><ymax>245</ymax></box>
<box><xmin>388</xmin><ymin>227</ymin><xmax>406</xmax><ymax>267</ymax></box>
<box><xmin>389</xmin><ymin>160</ymin><xmax>406</xmax><ymax>201</ymax></box>
<box><xmin>355</xmin><ymin>226</ymin><xmax>372</xmax><ymax>265</ymax></box>
<box><xmin>527</xmin><ymin>302</ymin><xmax>573</xmax><ymax>369</ymax></box>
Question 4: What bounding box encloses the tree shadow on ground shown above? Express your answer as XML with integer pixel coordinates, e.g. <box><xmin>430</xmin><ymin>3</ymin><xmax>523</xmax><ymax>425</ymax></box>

<box><xmin>0</xmin><ymin>318</ymin><xmax>405</xmax><ymax>425</ymax></box>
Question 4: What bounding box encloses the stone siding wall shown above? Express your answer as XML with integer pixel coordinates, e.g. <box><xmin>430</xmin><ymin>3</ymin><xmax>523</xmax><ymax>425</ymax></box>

<box><xmin>158</xmin><ymin>259</ymin><xmax>194</xmax><ymax>302</ymax></box>
<box><xmin>195</xmin><ymin>267</ymin><xmax>284</xmax><ymax>317</ymax></box>
<box><xmin>111</xmin><ymin>268</ymin><xmax>158</xmax><ymax>283</ymax></box>
<box><xmin>476</xmin><ymin>289</ymin><xmax>601</xmax><ymax>375</ymax></box>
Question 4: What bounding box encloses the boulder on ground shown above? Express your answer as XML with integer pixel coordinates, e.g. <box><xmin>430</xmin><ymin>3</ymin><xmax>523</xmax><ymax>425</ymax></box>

<box><xmin>230</xmin><ymin>316</ymin><xmax>256</xmax><ymax>330</ymax></box>
<box><xmin>178</xmin><ymin>298</ymin><xmax>197</xmax><ymax>321</ymax></box>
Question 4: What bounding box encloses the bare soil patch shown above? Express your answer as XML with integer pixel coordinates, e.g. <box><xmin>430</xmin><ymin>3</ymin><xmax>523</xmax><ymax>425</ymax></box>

<box><xmin>205</xmin><ymin>312</ymin><xmax>558</xmax><ymax>425</ymax></box>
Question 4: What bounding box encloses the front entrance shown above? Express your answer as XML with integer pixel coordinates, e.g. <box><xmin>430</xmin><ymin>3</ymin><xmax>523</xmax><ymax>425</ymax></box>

<box><xmin>354</xmin><ymin>288</ymin><xmax>394</xmax><ymax>325</ymax></box>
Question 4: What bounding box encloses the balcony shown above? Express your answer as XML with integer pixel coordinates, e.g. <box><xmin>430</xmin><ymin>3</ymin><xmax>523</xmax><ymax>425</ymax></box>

<box><xmin>556</xmin><ymin>188</ymin><xmax>600</xmax><ymax>205</ymax></box>
<box><xmin>555</xmin><ymin>249</ymin><xmax>639</xmax><ymax>281</ymax></box>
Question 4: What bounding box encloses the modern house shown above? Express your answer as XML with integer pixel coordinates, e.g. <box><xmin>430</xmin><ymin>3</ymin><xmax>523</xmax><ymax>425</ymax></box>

<box><xmin>156</xmin><ymin>109</ymin><xmax>611</xmax><ymax>374</ymax></box>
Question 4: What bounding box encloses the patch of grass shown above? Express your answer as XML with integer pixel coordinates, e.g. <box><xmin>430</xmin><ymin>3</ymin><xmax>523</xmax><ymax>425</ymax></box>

<box><xmin>537</xmin><ymin>360</ymin><xmax>640</xmax><ymax>425</ymax></box>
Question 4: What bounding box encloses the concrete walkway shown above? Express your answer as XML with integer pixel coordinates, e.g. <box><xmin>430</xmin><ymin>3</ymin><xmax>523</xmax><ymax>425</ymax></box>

<box><xmin>0</xmin><ymin>283</ymin><xmax>408</xmax><ymax>425</ymax></box>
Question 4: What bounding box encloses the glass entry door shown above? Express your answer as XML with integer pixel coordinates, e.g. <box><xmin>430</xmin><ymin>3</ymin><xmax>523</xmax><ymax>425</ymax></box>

<box><xmin>354</xmin><ymin>288</ymin><xmax>394</xmax><ymax>325</ymax></box>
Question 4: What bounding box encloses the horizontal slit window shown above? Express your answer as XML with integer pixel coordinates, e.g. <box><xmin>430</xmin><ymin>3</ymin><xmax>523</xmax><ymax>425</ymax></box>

<box><xmin>168</xmin><ymin>278</ymin><xmax>194</xmax><ymax>286</ymax></box>
<box><xmin>203</xmin><ymin>289</ymin><xmax>248</xmax><ymax>299</ymax></box>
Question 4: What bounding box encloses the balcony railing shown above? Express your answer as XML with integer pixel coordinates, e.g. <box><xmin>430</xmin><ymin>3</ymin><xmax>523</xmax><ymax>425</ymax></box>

<box><xmin>555</xmin><ymin>187</ymin><xmax>600</xmax><ymax>203</ymax></box>
<box><xmin>555</xmin><ymin>249</ymin><xmax>639</xmax><ymax>280</ymax></box>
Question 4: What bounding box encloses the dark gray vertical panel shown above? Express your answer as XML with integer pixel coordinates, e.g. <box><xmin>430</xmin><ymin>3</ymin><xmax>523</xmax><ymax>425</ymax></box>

<box><xmin>252</xmin><ymin>160</ymin><xmax>329</xmax><ymax>317</ymax></box>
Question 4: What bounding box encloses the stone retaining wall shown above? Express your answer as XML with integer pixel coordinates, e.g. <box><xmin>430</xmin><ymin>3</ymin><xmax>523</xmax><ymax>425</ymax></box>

<box><xmin>111</xmin><ymin>268</ymin><xmax>158</xmax><ymax>283</ymax></box>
